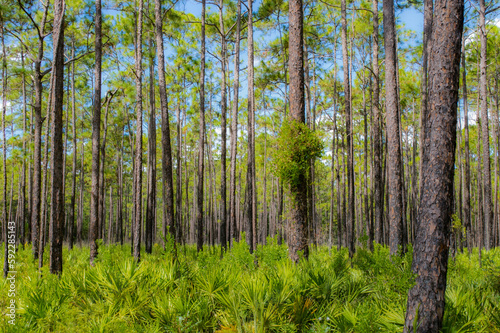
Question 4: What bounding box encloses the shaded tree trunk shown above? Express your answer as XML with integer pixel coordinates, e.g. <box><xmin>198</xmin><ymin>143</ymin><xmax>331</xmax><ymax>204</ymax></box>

<box><xmin>403</xmin><ymin>0</ymin><xmax>464</xmax><ymax>329</ymax></box>
<box><xmin>146</xmin><ymin>40</ymin><xmax>156</xmax><ymax>254</ymax></box>
<box><xmin>49</xmin><ymin>0</ymin><xmax>65</xmax><ymax>274</ymax></box>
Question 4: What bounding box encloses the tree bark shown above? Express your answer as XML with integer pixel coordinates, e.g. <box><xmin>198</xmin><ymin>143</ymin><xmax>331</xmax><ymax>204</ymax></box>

<box><xmin>1</xmin><ymin>19</ymin><xmax>9</xmax><ymax>277</ymax></box>
<box><xmin>229</xmin><ymin>0</ymin><xmax>241</xmax><ymax>247</ymax></box>
<box><xmin>89</xmin><ymin>0</ymin><xmax>102</xmax><ymax>265</ymax></box>
<box><xmin>383</xmin><ymin>0</ymin><xmax>404</xmax><ymax>255</ymax></box>
<box><xmin>155</xmin><ymin>0</ymin><xmax>175</xmax><ymax>253</ymax></box>
<box><xmin>29</xmin><ymin>0</ymin><xmax>50</xmax><ymax>261</ymax></box>
<box><xmin>146</xmin><ymin>39</ymin><xmax>156</xmax><ymax>254</ymax></box>
<box><xmin>219</xmin><ymin>0</ymin><xmax>227</xmax><ymax>253</ymax></box>
<box><xmin>418</xmin><ymin>0</ymin><xmax>433</xmax><ymax>203</ymax></box>
<box><xmin>461</xmin><ymin>39</ymin><xmax>472</xmax><ymax>251</ymax></box>
<box><xmin>196</xmin><ymin>0</ymin><xmax>206</xmax><ymax>252</ymax></box>
<box><xmin>133</xmin><ymin>0</ymin><xmax>144</xmax><ymax>261</ymax></box>
<box><xmin>288</xmin><ymin>0</ymin><xmax>308</xmax><ymax>263</ymax></box>
<box><xmin>49</xmin><ymin>0</ymin><xmax>65</xmax><ymax>274</ymax></box>
<box><xmin>403</xmin><ymin>0</ymin><xmax>464</xmax><ymax>329</ymax></box>
<box><xmin>341</xmin><ymin>0</ymin><xmax>355</xmax><ymax>257</ymax></box>
<box><xmin>68</xmin><ymin>42</ymin><xmax>77</xmax><ymax>250</ymax></box>
<box><xmin>245</xmin><ymin>0</ymin><xmax>257</xmax><ymax>254</ymax></box>
<box><xmin>479</xmin><ymin>0</ymin><xmax>492</xmax><ymax>249</ymax></box>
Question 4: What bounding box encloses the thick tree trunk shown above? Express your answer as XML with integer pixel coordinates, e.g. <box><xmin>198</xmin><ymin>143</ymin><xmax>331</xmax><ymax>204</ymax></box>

<box><xmin>49</xmin><ymin>0</ymin><xmax>65</xmax><ymax>274</ymax></box>
<box><xmin>403</xmin><ymin>0</ymin><xmax>464</xmax><ymax>330</ymax></box>
<box><xmin>288</xmin><ymin>0</ymin><xmax>308</xmax><ymax>263</ymax></box>
<box><xmin>89</xmin><ymin>0</ymin><xmax>102</xmax><ymax>265</ymax></box>
<box><xmin>196</xmin><ymin>0</ymin><xmax>206</xmax><ymax>252</ymax></box>
<box><xmin>383</xmin><ymin>0</ymin><xmax>404</xmax><ymax>255</ymax></box>
<box><xmin>133</xmin><ymin>0</ymin><xmax>144</xmax><ymax>261</ymax></box>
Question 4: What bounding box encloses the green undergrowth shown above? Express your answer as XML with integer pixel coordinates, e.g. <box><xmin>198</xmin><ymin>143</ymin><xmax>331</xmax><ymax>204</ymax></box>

<box><xmin>1</xmin><ymin>237</ymin><xmax>499</xmax><ymax>332</ymax></box>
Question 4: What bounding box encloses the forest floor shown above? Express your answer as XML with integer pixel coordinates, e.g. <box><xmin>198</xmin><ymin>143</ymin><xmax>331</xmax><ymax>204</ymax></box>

<box><xmin>1</xmin><ymin>237</ymin><xmax>499</xmax><ymax>332</ymax></box>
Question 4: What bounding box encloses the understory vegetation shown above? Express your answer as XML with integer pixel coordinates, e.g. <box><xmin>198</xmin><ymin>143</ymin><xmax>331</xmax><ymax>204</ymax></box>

<box><xmin>1</xmin><ymin>238</ymin><xmax>500</xmax><ymax>332</ymax></box>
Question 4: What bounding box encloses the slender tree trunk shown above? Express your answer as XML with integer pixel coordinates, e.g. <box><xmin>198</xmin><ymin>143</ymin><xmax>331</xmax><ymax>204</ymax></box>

<box><xmin>39</xmin><ymin>74</ymin><xmax>54</xmax><ymax>268</ymax></box>
<box><xmin>133</xmin><ymin>0</ymin><xmax>144</xmax><ymax>261</ymax></box>
<box><xmin>229</xmin><ymin>0</ymin><xmax>241</xmax><ymax>247</ymax></box>
<box><xmin>403</xmin><ymin>0</ymin><xmax>464</xmax><ymax>329</ymax></box>
<box><xmin>219</xmin><ymin>0</ymin><xmax>228</xmax><ymax>253</ymax></box>
<box><xmin>1</xmin><ymin>20</ymin><xmax>9</xmax><ymax>277</ymax></box>
<box><xmin>68</xmin><ymin>42</ymin><xmax>77</xmax><ymax>250</ymax></box>
<box><xmin>461</xmin><ymin>39</ymin><xmax>472</xmax><ymax>251</ymax></box>
<box><xmin>245</xmin><ymin>0</ymin><xmax>257</xmax><ymax>253</ymax></box>
<box><xmin>89</xmin><ymin>0</ymin><xmax>102</xmax><ymax>265</ymax></box>
<box><xmin>146</xmin><ymin>39</ymin><xmax>156</xmax><ymax>254</ymax></box>
<box><xmin>18</xmin><ymin>48</ymin><xmax>27</xmax><ymax>248</ymax></box>
<box><xmin>479</xmin><ymin>0</ymin><xmax>492</xmax><ymax>249</ymax></box>
<box><xmin>108</xmin><ymin>186</ymin><xmax>113</xmax><ymax>244</ymax></box>
<box><xmin>30</xmin><ymin>0</ymin><xmax>50</xmax><ymax>261</ymax></box>
<box><xmin>154</xmin><ymin>0</ymin><xmax>175</xmax><ymax>253</ymax></box>
<box><xmin>77</xmin><ymin>142</ymin><xmax>84</xmax><ymax>246</ymax></box>
<box><xmin>196</xmin><ymin>0</ymin><xmax>206</xmax><ymax>252</ymax></box>
<box><xmin>418</xmin><ymin>0</ymin><xmax>433</xmax><ymax>202</ymax></box>
<box><xmin>383</xmin><ymin>0</ymin><xmax>404</xmax><ymax>255</ymax></box>
<box><xmin>341</xmin><ymin>0</ymin><xmax>355</xmax><ymax>257</ymax></box>
<box><xmin>49</xmin><ymin>0</ymin><xmax>65</xmax><ymax>274</ymax></box>
<box><xmin>288</xmin><ymin>0</ymin><xmax>308</xmax><ymax>263</ymax></box>
<box><xmin>118</xmin><ymin>135</ymin><xmax>124</xmax><ymax>244</ymax></box>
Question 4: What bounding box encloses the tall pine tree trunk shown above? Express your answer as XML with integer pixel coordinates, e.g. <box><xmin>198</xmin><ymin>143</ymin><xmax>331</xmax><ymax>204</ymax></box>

<box><xmin>133</xmin><ymin>0</ymin><xmax>144</xmax><ymax>261</ymax></box>
<box><xmin>403</xmin><ymin>0</ymin><xmax>464</xmax><ymax>329</ymax></box>
<box><xmin>196</xmin><ymin>0</ymin><xmax>206</xmax><ymax>252</ymax></box>
<box><xmin>155</xmin><ymin>0</ymin><xmax>175</xmax><ymax>251</ymax></box>
<box><xmin>288</xmin><ymin>0</ymin><xmax>308</xmax><ymax>263</ymax></box>
<box><xmin>146</xmin><ymin>39</ymin><xmax>156</xmax><ymax>254</ymax></box>
<box><xmin>383</xmin><ymin>0</ymin><xmax>404</xmax><ymax>255</ymax></box>
<box><xmin>90</xmin><ymin>0</ymin><xmax>102</xmax><ymax>265</ymax></box>
<box><xmin>229</xmin><ymin>0</ymin><xmax>241</xmax><ymax>246</ymax></box>
<box><xmin>341</xmin><ymin>0</ymin><xmax>354</xmax><ymax>257</ymax></box>
<box><xmin>49</xmin><ymin>0</ymin><xmax>65</xmax><ymax>274</ymax></box>
<box><xmin>479</xmin><ymin>0</ymin><xmax>492</xmax><ymax>249</ymax></box>
<box><xmin>219</xmin><ymin>0</ymin><xmax>228</xmax><ymax>253</ymax></box>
